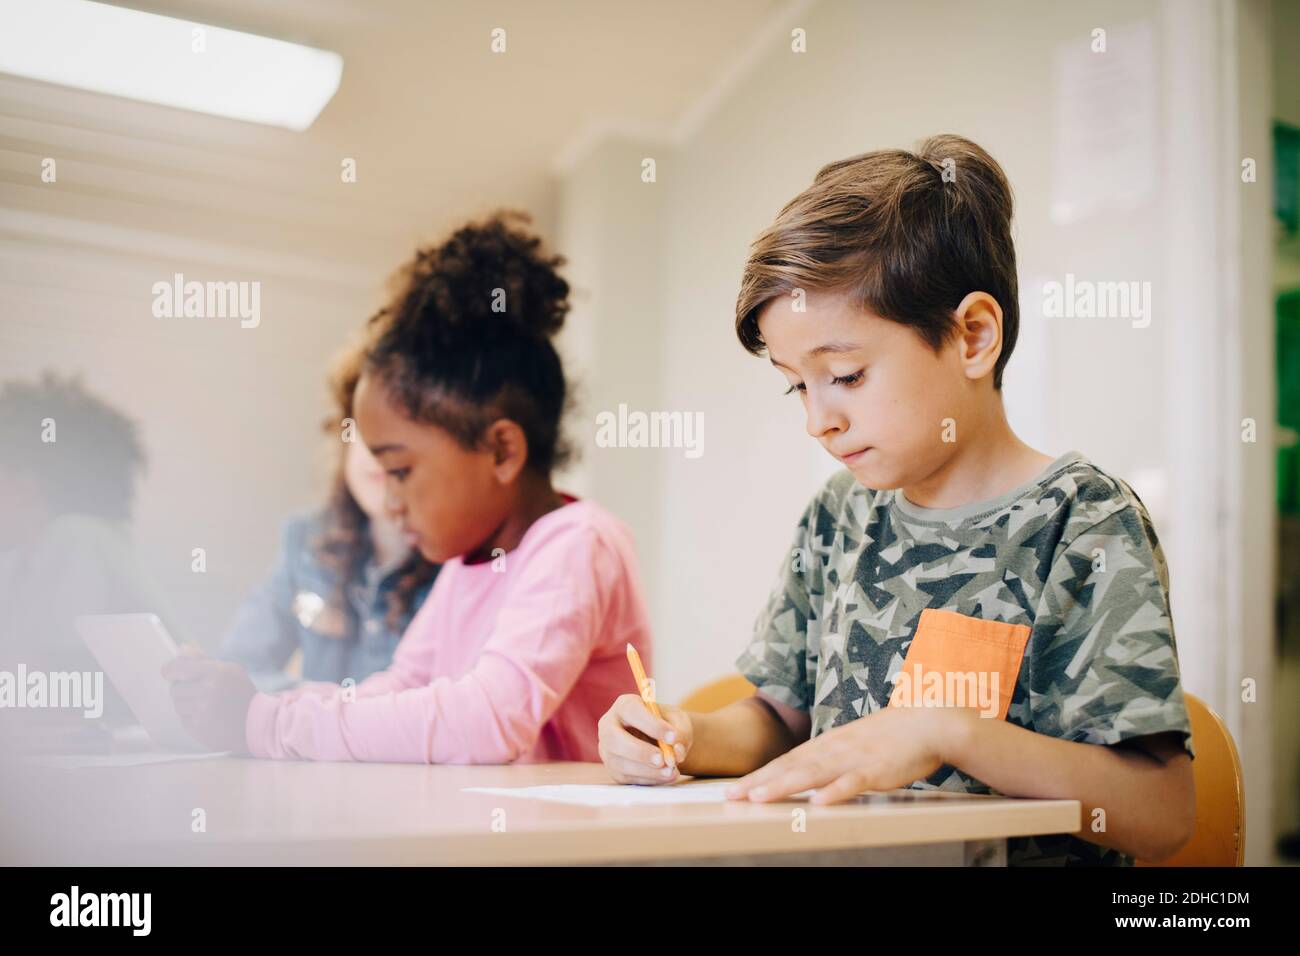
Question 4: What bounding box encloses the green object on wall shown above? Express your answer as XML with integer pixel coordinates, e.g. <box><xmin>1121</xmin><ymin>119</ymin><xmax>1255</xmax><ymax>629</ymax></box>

<box><xmin>1281</xmin><ymin>290</ymin><xmax>1300</xmax><ymax>428</ymax></box>
<box><xmin>1278</xmin><ymin>121</ymin><xmax>1300</xmax><ymax>238</ymax></box>
<box><xmin>1280</xmin><ymin>290</ymin><xmax>1300</xmax><ymax>514</ymax></box>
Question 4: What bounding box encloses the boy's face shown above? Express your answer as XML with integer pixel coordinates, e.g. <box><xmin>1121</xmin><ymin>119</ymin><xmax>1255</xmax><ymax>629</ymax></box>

<box><xmin>757</xmin><ymin>289</ymin><xmax>971</xmax><ymax>490</ymax></box>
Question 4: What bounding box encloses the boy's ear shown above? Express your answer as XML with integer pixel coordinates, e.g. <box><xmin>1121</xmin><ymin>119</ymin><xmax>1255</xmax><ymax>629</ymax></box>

<box><xmin>485</xmin><ymin>419</ymin><xmax>529</xmax><ymax>484</ymax></box>
<box><xmin>954</xmin><ymin>292</ymin><xmax>1003</xmax><ymax>383</ymax></box>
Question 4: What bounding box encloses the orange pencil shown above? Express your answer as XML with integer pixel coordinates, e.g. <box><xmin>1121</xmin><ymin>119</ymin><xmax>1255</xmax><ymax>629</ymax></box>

<box><xmin>625</xmin><ymin>643</ymin><xmax>676</xmax><ymax>770</ymax></box>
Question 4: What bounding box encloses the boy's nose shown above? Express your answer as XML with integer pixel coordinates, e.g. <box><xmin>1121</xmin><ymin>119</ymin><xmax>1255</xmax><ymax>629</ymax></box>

<box><xmin>804</xmin><ymin>392</ymin><xmax>846</xmax><ymax>439</ymax></box>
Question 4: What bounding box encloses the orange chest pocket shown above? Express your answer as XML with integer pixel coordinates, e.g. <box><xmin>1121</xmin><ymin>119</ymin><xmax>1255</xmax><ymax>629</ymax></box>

<box><xmin>887</xmin><ymin>608</ymin><xmax>1030</xmax><ymax>721</ymax></box>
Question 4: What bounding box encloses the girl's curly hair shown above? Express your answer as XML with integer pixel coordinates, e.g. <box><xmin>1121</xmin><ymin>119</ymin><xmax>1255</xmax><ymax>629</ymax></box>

<box><xmin>363</xmin><ymin>210</ymin><xmax>573</xmax><ymax>474</ymax></box>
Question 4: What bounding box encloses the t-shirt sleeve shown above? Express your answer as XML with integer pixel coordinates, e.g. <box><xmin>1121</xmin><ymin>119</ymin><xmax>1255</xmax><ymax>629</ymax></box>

<box><xmin>734</xmin><ymin>494</ymin><xmax>824</xmax><ymax>713</ymax></box>
<box><xmin>1025</xmin><ymin>503</ymin><xmax>1195</xmax><ymax>759</ymax></box>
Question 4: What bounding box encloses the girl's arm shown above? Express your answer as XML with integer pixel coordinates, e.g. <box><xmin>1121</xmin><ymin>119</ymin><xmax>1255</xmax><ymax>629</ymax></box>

<box><xmin>349</xmin><ymin>613</ymin><xmax>437</xmax><ymax>698</ymax></box>
<box><xmin>245</xmin><ymin>524</ymin><xmax>616</xmax><ymax>764</ymax></box>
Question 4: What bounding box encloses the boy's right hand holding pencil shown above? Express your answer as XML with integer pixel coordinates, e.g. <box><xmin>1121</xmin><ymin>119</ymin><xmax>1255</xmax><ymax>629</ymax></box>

<box><xmin>599</xmin><ymin>648</ymin><xmax>694</xmax><ymax>783</ymax></box>
<box><xmin>598</xmin><ymin>694</ymin><xmax>692</xmax><ymax>783</ymax></box>
<box><xmin>601</xmin><ymin>645</ymin><xmax>811</xmax><ymax>785</ymax></box>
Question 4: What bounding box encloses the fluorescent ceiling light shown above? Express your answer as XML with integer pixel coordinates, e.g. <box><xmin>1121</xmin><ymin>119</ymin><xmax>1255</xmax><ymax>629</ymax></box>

<box><xmin>0</xmin><ymin>0</ymin><xmax>343</xmax><ymax>131</ymax></box>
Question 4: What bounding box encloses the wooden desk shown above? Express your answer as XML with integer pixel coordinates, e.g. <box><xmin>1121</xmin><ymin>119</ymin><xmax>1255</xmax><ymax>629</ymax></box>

<box><xmin>38</xmin><ymin>758</ymin><xmax>1081</xmax><ymax>866</ymax></box>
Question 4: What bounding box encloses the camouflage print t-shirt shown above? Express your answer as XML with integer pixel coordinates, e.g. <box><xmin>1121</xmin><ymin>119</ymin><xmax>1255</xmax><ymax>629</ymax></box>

<box><xmin>736</xmin><ymin>450</ymin><xmax>1195</xmax><ymax>866</ymax></box>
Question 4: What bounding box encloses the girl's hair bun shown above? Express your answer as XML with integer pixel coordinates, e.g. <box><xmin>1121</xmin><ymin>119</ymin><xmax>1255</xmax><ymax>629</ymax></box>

<box><xmin>385</xmin><ymin>210</ymin><xmax>569</xmax><ymax>351</ymax></box>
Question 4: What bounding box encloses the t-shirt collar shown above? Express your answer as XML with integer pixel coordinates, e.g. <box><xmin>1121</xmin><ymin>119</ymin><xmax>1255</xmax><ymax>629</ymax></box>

<box><xmin>890</xmin><ymin>450</ymin><xmax>1086</xmax><ymax>525</ymax></box>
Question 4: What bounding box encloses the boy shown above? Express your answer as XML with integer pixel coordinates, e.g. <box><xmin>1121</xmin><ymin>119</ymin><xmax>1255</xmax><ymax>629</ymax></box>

<box><xmin>597</xmin><ymin>134</ymin><xmax>1196</xmax><ymax>866</ymax></box>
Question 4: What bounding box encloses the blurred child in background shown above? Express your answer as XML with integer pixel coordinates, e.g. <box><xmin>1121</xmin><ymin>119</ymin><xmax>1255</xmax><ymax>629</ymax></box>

<box><xmin>218</xmin><ymin>338</ymin><xmax>438</xmax><ymax>692</ymax></box>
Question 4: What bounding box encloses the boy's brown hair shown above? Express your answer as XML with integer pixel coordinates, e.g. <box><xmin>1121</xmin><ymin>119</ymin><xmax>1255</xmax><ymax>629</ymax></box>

<box><xmin>735</xmin><ymin>134</ymin><xmax>1018</xmax><ymax>389</ymax></box>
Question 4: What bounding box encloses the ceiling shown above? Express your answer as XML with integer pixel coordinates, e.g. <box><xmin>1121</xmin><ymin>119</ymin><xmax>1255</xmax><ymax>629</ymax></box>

<box><xmin>0</xmin><ymin>0</ymin><xmax>788</xmax><ymax>279</ymax></box>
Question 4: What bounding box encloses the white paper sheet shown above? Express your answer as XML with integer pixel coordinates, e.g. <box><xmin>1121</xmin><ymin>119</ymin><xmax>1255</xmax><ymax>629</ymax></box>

<box><xmin>463</xmin><ymin>780</ymin><xmax>813</xmax><ymax>806</ymax></box>
<box><xmin>25</xmin><ymin>750</ymin><xmax>229</xmax><ymax>770</ymax></box>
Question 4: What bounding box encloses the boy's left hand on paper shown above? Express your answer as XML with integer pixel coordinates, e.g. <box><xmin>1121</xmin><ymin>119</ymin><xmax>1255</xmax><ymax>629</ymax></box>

<box><xmin>725</xmin><ymin>705</ymin><xmax>977</xmax><ymax>804</ymax></box>
<box><xmin>162</xmin><ymin>646</ymin><xmax>257</xmax><ymax>754</ymax></box>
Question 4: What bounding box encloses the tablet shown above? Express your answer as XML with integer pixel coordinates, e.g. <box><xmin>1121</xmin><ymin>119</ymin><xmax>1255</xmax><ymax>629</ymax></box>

<box><xmin>74</xmin><ymin>613</ymin><xmax>204</xmax><ymax>752</ymax></box>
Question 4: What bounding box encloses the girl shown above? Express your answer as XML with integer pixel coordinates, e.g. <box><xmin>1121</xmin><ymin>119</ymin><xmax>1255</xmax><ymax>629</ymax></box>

<box><xmin>217</xmin><ymin>339</ymin><xmax>438</xmax><ymax>692</ymax></box>
<box><xmin>164</xmin><ymin>212</ymin><xmax>654</xmax><ymax>764</ymax></box>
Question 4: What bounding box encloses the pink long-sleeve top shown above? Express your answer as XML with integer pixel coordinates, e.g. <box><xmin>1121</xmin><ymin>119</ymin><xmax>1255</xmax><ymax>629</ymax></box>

<box><xmin>244</xmin><ymin>497</ymin><xmax>652</xmax><ymax>763</ymax></box>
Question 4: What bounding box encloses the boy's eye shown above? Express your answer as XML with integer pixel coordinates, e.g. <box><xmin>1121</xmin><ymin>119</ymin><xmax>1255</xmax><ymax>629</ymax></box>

<box><xmin>386</xmin><ymin>467</ymin><xmax>411</xmax><ymax>482</ymax></box>
<box><xmin>783</xmin><ymin>370</ymin><xmax>864</xmax><ymax>395</ymax></box>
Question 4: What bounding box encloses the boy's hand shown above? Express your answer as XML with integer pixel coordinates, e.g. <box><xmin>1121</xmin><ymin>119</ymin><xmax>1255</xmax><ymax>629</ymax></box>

<box><xmin>725</xmin><ymin>706</ymin><xmax>976</xmax><ymax>804</ymax></box>
<box><xmin>598</xmin><ymin>694</ymin><xmax>693</xmax><ymax>784</ymax></box>
<box><xmin>161</xmin><ymin>646</ymin><xmax>257</xmax><ymax>754</ymax></box>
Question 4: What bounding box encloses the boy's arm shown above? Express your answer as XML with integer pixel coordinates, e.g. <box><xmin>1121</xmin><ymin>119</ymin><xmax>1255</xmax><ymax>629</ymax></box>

<box><xmin>724</xmin><ymin>702</ymin><xmax>1195</xmax><ymax>862</ymax></box>
<box><xmin>717</xmin><ymin>502</ymin><xmax>824</xmax><ymax>776</ymax></box>
<box><xmin>944</xmin><ymin>713</ymin><xmax>1194</xmax><ymax>862</ymax></box>
<box><xmin>679</xmin><ymin>692</ymin><xmax>809</xmax><ymax>777</ymax></box>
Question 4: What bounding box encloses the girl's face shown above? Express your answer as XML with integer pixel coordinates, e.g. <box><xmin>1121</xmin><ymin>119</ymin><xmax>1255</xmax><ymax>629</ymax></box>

<box><xmin>352</xmin><ymin>373</ymin><xmax>511</xmax><ymax>564</ymax></box>
<box><xmin>757</xmin><ymin>289</ymin><xmax>977</xmax><ymax>491</ymax></box>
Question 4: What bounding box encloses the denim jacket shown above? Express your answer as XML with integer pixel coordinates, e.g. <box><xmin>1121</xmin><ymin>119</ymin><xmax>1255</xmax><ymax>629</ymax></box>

<box><xmin>219</xmin><ymin>511</ymin><xmax>436</xmax><ymax>692</ymax></box>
